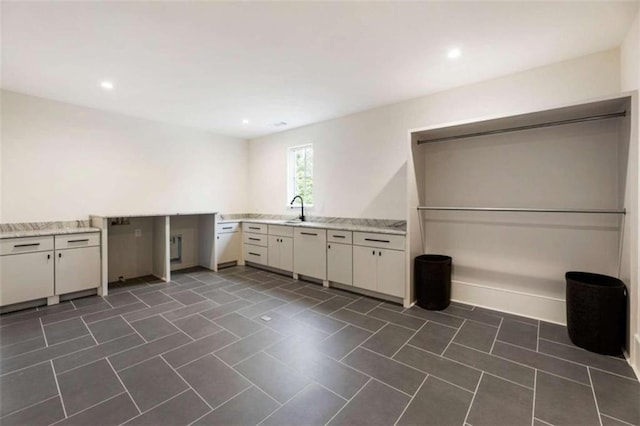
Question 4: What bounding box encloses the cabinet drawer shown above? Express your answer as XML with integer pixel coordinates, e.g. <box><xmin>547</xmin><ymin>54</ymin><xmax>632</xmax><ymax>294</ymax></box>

<box><xmin>55</xmin><ymin>232</ymin><xmax>100</xmax><ymax>249</ymax></box>
<box><xmin>243</xmin><ymin>244</ymin><xmax>268</xmax><ymax>265</ymax></box>
<box><xmin>268</xmin><ymin>225</ymin><xmax>294</xmax><ymax>238</ymax></box>
<box><xmin>243</xmin><ymin>232</ymin><xmax>268</xmax><ymax>247</ymax></box>
<box><xmin>353</xmin><ymin>232</ymin><xmax>405</xmax><ymax>251</ymax></box>
<box><xmin>327</xmin><ymin>230</ymin><xmax>352</xmax><ymax>244</ymax></box>
<box><xmin>243</xmin><ymin>222</ymin><xmax>267</xmax><ymax>234</ymax></box>
<box><xmin>0</xmin><ymin>236</ymin><xmax>54</xmax><ymax>255</ymax></box>
<box><xmin>217</xmin><ymin>222</ymin><xmax>240</xmax><ymax>234</ymax></box>
<box><xmin>293</xmin><ymin>227</ymin><xmax>327</xmax><ymax>242</ymax></box>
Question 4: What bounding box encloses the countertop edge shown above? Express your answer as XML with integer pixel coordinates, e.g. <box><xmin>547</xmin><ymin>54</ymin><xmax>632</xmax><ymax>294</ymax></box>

<box><xmin>217</xmin><ymin>219</ymin><xmax>406</xmax><ymax>235</ymax></box>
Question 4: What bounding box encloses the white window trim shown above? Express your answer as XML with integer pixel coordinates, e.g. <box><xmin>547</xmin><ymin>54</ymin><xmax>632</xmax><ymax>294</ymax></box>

<box><xmin>287</xmin><ymin>143</ymin><xmax>314</xmax><ymax>208</ymax></box>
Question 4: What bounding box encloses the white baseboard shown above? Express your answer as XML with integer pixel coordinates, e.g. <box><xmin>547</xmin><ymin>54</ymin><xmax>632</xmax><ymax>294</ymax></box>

<box><xmin>451</xmin><ymin>280</ymin><xmax>566</xmax><ymax>325</ymax></box>
<box><xmin>632</xmin><ymin>334</ymin><xmax>640</xmax><ymax>380</ymax></box>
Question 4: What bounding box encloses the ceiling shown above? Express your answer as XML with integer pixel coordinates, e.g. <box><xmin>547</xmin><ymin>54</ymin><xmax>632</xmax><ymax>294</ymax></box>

<box><xmin>1</xmin><ymin>1</ymin><xmax>638</xmax><ymax>139</ymax></box>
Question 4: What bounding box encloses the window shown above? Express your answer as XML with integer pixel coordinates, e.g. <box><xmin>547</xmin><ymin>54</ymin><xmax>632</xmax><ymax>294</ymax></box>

<box><xmin>287</xmin><ymin>144</ymin><xmax>313</xmax><ymax>206</ymax></box>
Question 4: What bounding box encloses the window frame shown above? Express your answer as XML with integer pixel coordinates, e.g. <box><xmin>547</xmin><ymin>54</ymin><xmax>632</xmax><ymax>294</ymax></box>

<box><xmin>287</xmin><ymin>143</ymin><xmax>314</xmax><ymax>208</ymax></box>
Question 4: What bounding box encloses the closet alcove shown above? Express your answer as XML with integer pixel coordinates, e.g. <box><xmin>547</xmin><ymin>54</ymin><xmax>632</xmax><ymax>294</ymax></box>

<box><xmin>407</xmin><ymin>94</ymin><xmax>637</xmax><ymax>327</ymax></box>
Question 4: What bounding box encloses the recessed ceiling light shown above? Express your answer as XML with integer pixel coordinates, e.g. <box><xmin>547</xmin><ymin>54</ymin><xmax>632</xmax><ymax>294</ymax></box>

<box><xmin>273</xmin><ymin>121</ymin><xmax>288</xmax><ymax>127</ymax></box>
<box><xmin>100</xmin><ymin>81</ymin><xmax>114</xmax><ymax>90</ymax></box>
<box><xmin>242</xmin><ymin>119</ymin><xmax>250</xmax><ymax>124</ymax></box>
<box><xmin>447</xmin><ymin>48</ymin><xmax>461</xmax><ymax>59</ymax></box>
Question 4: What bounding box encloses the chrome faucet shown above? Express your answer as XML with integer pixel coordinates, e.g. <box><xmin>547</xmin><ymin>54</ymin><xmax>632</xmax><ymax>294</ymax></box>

<box><xmin>290</xmin><ymin>195</ymin><xmax>305</xmax><ymax>222</ymax></box>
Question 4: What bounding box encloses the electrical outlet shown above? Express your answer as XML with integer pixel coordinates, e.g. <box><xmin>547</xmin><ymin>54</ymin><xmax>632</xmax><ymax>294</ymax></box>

<box><xmin>134</xmin><ymin>229</ymin><xmax>142</xmax><ymax>238</ymax></box>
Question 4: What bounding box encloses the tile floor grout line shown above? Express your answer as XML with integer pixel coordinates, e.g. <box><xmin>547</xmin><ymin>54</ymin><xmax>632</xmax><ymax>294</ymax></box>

<box><xmin>0</xmin><ymin>334</ymin><xmax>45</xmax><ymax>352</ymax></box>
<box><xmin>462</xmin><ymin>371</ymin><xmax>483</xmax><ymax>425</ymax></box>
<box><xmin>538</xmin><ymin>336</ymin><xmax>635</xmax><ymax>363</ymax></box>
<box><xmin>50</xmin><ymin>360</ymin><xmax>68</xmax><ymax>418</ymax></box>
<box><xmin>404</xmin><ymin>342</ymin><xmax>534</xmax><ymax>392</ymax></box>
<box><xmin>48</xmin><ymin>391</ymin><xmax>128</xmax><ymax>426</ymax></box>
<box><xmin>105</xmin><ymin>357</ymin><xmax>144</xmax><ymax>415</ymax></box>
<box><xmin>126</xmin><ymin>388</ymin><xmax>193</xmax><ymax>422</ymax></box>
<box><xmin>536</xmin><ymin>319</ymin><xmax>540</xmax><ymax>352</ymax></box>
<box><xmin>0</xmin><ymin>334</ymin><xmax>98</xmax><ymax>376</ymax></box>
<box><xmin>211</xmin><ymin>352</ymin><xmax>283</xmax><ymax>409</ymax></box>
<box><xmin>41</xmin><ymin>333</ymin><xmax>144</xmax><ymax>376</ymax></box>
<box><xmin>0</xmin><ymin>393</ymin><xmax>61</xmax><ymax>420</ymax></box>
<box><xmin>390</xmin><ymin>319</ymin><xmax>429</xmax><ymax>359</ymax></box>
<box><xmin>499</xmin><ymin>339</ymin><xmax>638</xmax><ymax>383</ymax></box>
<box><xmin>333</xmin><ymin>352</ymin><xmax>415</xmax><ymax>399</ymax></box>
<box><xmin>258</xmin><ymin>380</ymin><xmax>314</xmax><ymax>426</ymax></box>
<box><xmin>114</xmin><ymin>329</ymin><xmax>197</xmax><ymax>373</ymax></box>
<box><xmin>441</xmin><ymin>319</ymin><xmax>467</xmax><ymax>356</ymax></box>
<box><xmin>152</xmin><ymin>354</ymin><xmax>218</xmax><ymax>414</ymax></box>
<box><xmin>392</xmin><ymin>373</ymin><xmax>430</xmax><ymax>426</ymax></box>
<box><xmin>39</xmin><ymin>317</ymin><xmax>49</xmax><ymax>347</ymax></box>
<box><xmin>587</xmin><ymin>367</ymin><xmax>604</xmax><ymax>426</ymax></box>
<box><xmin>259</xmin><ymin>349</ymin><xmax>349</xmax><ymax>402</ymax></box>
<box><xmin>336</xmin><ymin>325</ymin><xmax>381</xmax><ymax>363</ymax></box>
<box><xmin>531</xmin><ymin>369</ymin><xmax>537</xmax><ymax>426</ymax></box>
<box><xmin>533</xmin><ymin>417</ymin><xmax>555</xmax><ymax>426</ymax></box>
<box><xmin>489</xmin><ymin>317</ymin><xmax>503</xmax><ymax>354</ymax></box>
<box><xmin>80</xmin><ymin>316</ymin><xmax>99</xmax><ymax>346</ymax></box>
<box><xmin>599</xmin><ymin>413</ymin><xmax>636</xmax><ymax>426</ymax></box>
<box><xmin>322</xmin><ymin>377</ymin><xmax>373</xmax><ymax>426</ymax></box>
<box><xmin>356</xmin><ymin>344</ymin><xmax>475</xmax><ymax>394</ymax></box>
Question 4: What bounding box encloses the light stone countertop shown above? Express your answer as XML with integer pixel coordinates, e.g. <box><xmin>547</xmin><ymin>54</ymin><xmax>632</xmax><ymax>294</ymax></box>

<box><xmin>218</xmin><ymin>218</ymin><xmax>406</xmax><ymax>235</ymax></box>
<box><xmin>90</xmin><ymin>212</ymin><xmax>218</xmax><ymax>218</ymax></box>
<box><xmin>0</xmin><ymin>227</ymin><xmax>100</xmax><ymax>239</ymax></box>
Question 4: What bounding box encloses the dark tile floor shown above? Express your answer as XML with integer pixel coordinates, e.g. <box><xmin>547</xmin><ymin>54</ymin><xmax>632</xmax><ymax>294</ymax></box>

<box><xmin>1</xmin><ymin>265</ymin><xmax>638</xmax><ymax>426</ymax></box>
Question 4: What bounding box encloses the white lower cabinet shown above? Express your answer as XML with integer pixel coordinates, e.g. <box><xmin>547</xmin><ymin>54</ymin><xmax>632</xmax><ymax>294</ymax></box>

<box><xmin>353</xmin><ymin>246</ymin><xmax>377</xmax><ymax>292</ymax></box>
<box><xmin>268</xmin><ymin>235</ymin><xmax>293</xmax><ymax>272</ymax></box>
<box><xmin>293</xmin><ymin>228</ymin><xmax>326</xmax><ymax>280</ymax></box>
<box><xmin>55</xmin><ymin>246</ymin><xmax>101</xmax><ymax>294</ymax></box>
<box><xmin>54</xmin><ymin>233</ymin><xmax>101</xmax><ymax>295</ymax></box>
<box><xmin>327</xmin><ymin>242</ymin><xmax>352</xmax><ymax>285</ymax></box>
<box><xmin>216</xmin><ymin>223</ymin><xmax>241</xmax><ymax>266</ymax></box>
<box><xmin>243</xmin><ymin>243</ymin><xmax>268</xmax><ymax>265</ymax></box>
<box><xmin>353</xmin><ymin>232</ymin><xmax>405</xmax><ymax>298</ymax></box>
<box><xmin>0</xmin><ymin>250</ymin><xmax>54</xmax><ymax>306</ymax></box>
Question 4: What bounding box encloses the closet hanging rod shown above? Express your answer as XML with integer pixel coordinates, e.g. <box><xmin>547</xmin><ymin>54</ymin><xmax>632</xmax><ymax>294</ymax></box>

<box><xmin>417</xmin><ymin>111</ymin><xmax>627</xmax><ymax>145</ymax></box>
<box><xmin>417</xmin><ymin>206</ymin><xmax>626</xmax><ymax>214</ymax></box>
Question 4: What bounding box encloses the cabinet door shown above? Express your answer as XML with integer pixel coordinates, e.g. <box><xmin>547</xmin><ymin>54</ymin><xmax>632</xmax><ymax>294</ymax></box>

<box><xmin>353</xmin><ymin>246</ymin><xmax>377</xmax><ymax>292</ymax></box>
<box><xmin>327</xmin><ymin>243</ymin><xmax>352</xmax><ymax>285</ymax></box>
<box><xmin>217</xmin><ymin>233</ymin><xmax>240</xmax><ymax>264</ymax></box>
<box><xmin>0</xmin><ymin>251</ymin><xmax>55</xmax><ymax>306</ymax></box>
<box><xmin>55</xmin><ymin>246</ymin><xmax>101</xmax><ymax>295</ymax></box>
<box><xmin>376</xmin><ymin>249</ymin><xmax>405</xmax><ymax>298</ymax></box>
<box><xmin>267</xmin><ymin>235</ymin><xmax>281</xmax><ymax>269</ymax></box>
<box><xmin>279</xmin><ymin>237</ymin><xmax>294</xmax><ymax>272</ymax></box>
<box><xmin>293</xmin><ymin>230</ymin><xmax>326</xmax><ymax>280</ymax></box>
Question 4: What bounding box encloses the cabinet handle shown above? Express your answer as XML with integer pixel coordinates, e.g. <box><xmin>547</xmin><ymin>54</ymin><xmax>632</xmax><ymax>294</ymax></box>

<box><xmin>14</xmin><ymin>243</ymin><xmax>40</xmax><ymax>248</ymax></box>
<box><xmin>300</xmin><ymin>232</ymin><xmax>318</xmax><ymax>236</ymax></box>
<box><xmin>58</xmin><ymin>253</ymin><xmax>62</xmax><ymax>258</ymax></box>
<box><xmin>216</xmin><ymin>236</ymin><xmax>219</xmax><ymax>240</ymax></box>
<box><xmin>248</xmin><ymin>237</ymin><xmax>260</xmax><ymax>241</ymax></box>
<box><xmin>379</xmin><ymin>251</ymin><xmax>382</xmax><ymax>256</ymax></box>
<box><xmin>222</xmin><ymin>226</ymin><xmax>232</xmax><ymax>230</ymax></box>
<box><xmin>328</xmin><ymin>244</ymin><xmax>331</xmax><ymax>249</ymax></box>
<box><xmin>332</xmin><ymin>235</ymin><xmax>346</xmax><ymax>239</ymax></box>
<box><xmin>248</xmin><ymin>252</ymin><xmax>261</xmax><ymax>257</ymax></box>
<box><xmin>372</xmin><ymin>250</ymin><xmax>375</xmax><ymax>255</ymax></box>
<box><xmin>249</xmin><ymin>226</ymin><xmax>260</xmax><ymax>230</ymax></box>
<box><xmin>68</xmin><ymin>239</ymin><xmax>89</xmax><ymax>243</ymax></box>
<box><xmin>364</xmin><ymin>238</ymin><xmax>390</xmax><ymax>243</ymax></box>
<box><xmin>47</xmin><ymin>254</ymin><xmax>51</xmax><ymax>259</ymax></box>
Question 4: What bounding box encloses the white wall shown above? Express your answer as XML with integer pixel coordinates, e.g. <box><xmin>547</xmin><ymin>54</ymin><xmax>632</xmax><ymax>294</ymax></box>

<box><xmin>621</xmin><ymin>8</ymin><xmax>640</xmax><ymax>92</ymax></box>
<box><xmin>620</xmin><ymin>5</ymin><xmax>640</xmax><ymax>377</ymax></box>
<box><xmin>1</xmin><ymin>90</ymin><xmax>249</xmax><ymax>222</ymax></box>
<box><xmin>248</xmin><ymin>49</ymin><xmax>620</xmax><ymax>219</ymax></box>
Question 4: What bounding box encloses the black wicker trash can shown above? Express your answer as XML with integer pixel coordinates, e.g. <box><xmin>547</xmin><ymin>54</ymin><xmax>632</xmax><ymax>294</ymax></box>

<box><xmin>415</xmin><ymin>254</ymin><xmax>452</xmax><ymax>310</ymax></box>
<box><xmin>565</xmin><ymin>271</ymin><xmax>627</xmax><ymax>355</ymax></box>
